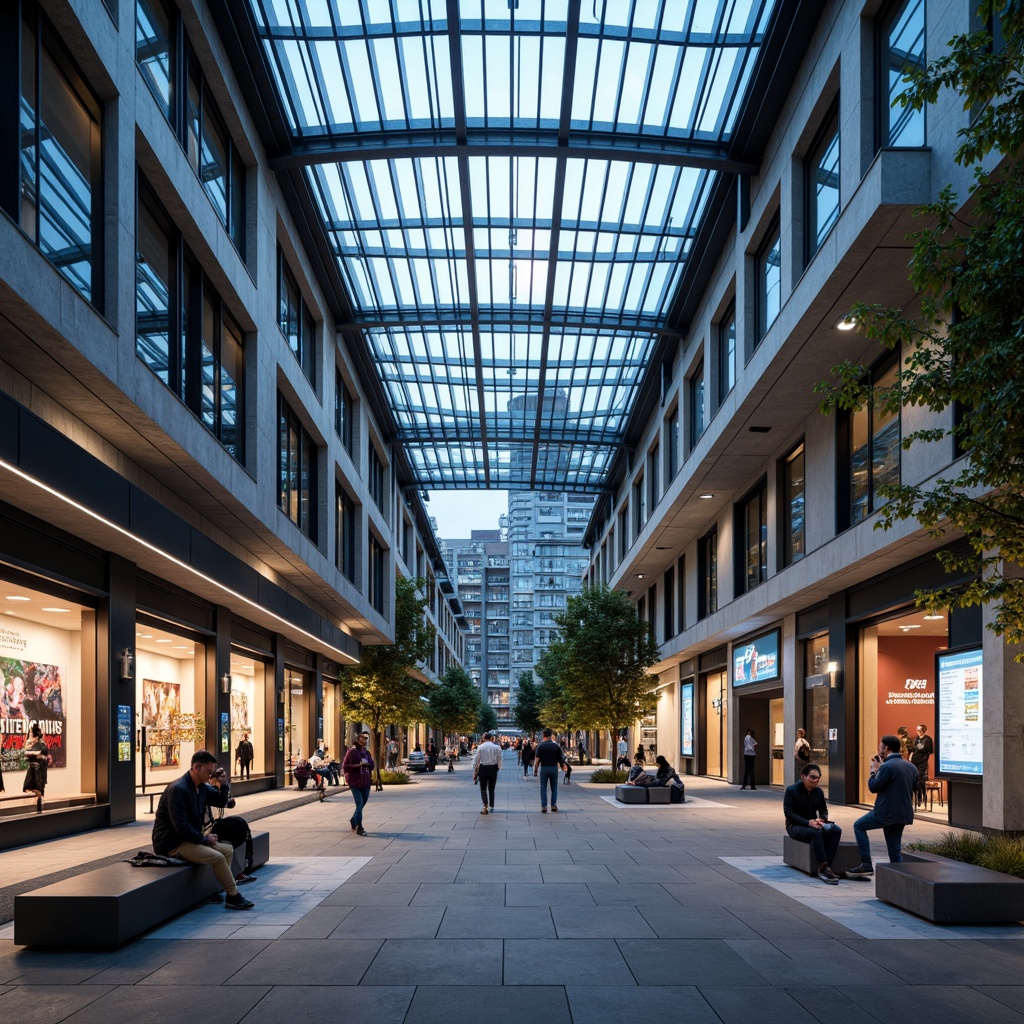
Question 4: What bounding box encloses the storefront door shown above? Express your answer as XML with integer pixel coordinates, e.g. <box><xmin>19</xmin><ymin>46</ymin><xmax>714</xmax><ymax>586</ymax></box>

<box><xmin>704</xmin><ymin>670</ymin><xmax>728</xmax><ymax>778</ymax></box>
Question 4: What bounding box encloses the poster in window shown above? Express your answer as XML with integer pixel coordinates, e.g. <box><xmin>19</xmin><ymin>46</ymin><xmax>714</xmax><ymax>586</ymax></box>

<box><xmin>117</xmin><ymin>705</ymin><xmax>132</xmax><ymax>762</ymax></box>
<box><xmin>142</xmin><ymin>679</ymin><xmax>181</xmax><ymax>767</ymax></box>
<box><xmin>0</xmin><ymin>657</ymin><xmax>67</xmax><ymax>773</ymax></box>
<box><xmin>681</xmin><ymin>681</ymin><xmax>694</xmax><ymax>758</ymax></box>
<box><xmin>230</xmin><ymin>689</ymin><xmax>250</xmax><ymax>733</ymax></box>
<box><xmin>220</xmin><ymin>711</ymin><xmax>230</xmax><ymax>754</ymax></box>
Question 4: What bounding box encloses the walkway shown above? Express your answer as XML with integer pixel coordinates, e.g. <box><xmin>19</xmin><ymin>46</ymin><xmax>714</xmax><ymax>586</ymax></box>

<box><xmin>2</xmin><ymin>755</ymin><xmax>1023</xmax><ymax>1024</ymax></box>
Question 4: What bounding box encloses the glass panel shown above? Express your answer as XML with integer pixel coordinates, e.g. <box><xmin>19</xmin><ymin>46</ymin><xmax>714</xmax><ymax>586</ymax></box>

<box><xmin>718</xmin><ymin>306</ymin><xmax>736</xmax><ymax>402</ymax></box>
<box><xmin>811</xmin><ymin>122</ymin><xmax>840</xmax><ymax>251</ymax></box>
<box><xmin>229</xmin><ymin>652</ymin><xmax>267</xmax><ymax>777</ymax></box>
<box><xmin>220</xmin><ymin>313</ymin><xmax>243</xmax><ymax>457</ymax></box>
<box><xmin>872</xmin><ymin>362</ymin><xmax>901</xmax><ymax>498</ymax></box>
<box><xmin>136</xmin><ymin>0</ymin><xmax>172</xmax><ymax>119</ymax></box>
<box><xmin>784</xmin><ymin>444</ymin><xmax>805</xmax><ymax>565</ymax></box>
<box><xmin>200</xmin><ymin>106</ymin><xmax>229</xmax><ymax>228</ymax></box>
<box><xmin>136</xmin><ymin>198</ymin><xmax>172</xmax><ymax>385</ymax></box>
<box><xmin>885</xmin><ymin>0</ymin><xmax>926</xmax><ymax>147</ymax></box>
<box><xmin>759</xmin><ymin>225</ymin><xmax>781</xmax><ymax>337</ymax></box>
<box><xmin>201</xmin><ymin>288</ymin><xmax>217</xmax><ymax>430</ymax></box>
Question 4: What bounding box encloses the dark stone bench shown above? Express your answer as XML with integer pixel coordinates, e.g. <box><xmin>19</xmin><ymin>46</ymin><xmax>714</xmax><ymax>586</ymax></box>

<box><xmin>14</xmin><ymin>831</ymin><xmax>270</xmax><ymax>948</ymax></box>
<box><xmin>783</xmin><ymin>835</ymin><xmax>862</xmax><ymax>876</ymax></box>
<box><xmin>614</xmin><ymin>784</ymin><xmax>683</xmax><ymax>804</ymax></box>
<box><xmin>875</xmin><ymin>855</ymin><xmax>1024</xmax><ymax>924</ymax></box>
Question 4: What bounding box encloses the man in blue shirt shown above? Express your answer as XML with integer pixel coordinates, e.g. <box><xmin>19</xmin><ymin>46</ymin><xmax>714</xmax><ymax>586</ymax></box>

<box><xmin>847</xmin><ymin>734</ymin><xmax>919</xmax><ymax>875</ymax></box>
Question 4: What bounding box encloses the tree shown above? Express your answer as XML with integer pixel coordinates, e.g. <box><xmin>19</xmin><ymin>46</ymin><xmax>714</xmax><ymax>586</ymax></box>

<box><xmin>340</xmin><ymin>574</ymin><xmax>436</xmax><ymax>788</ymax></box>
<box><xmin>552</xmin><ymin>583</ymin><xmax>661</xmax><ymax>762</ymax></box>
<box><xmin>511</xmin><ymin>670</ymin><xmax>543</xmax><ymax>736</ymax></box>
<box><xmin>476</xmin><ymin>701</ymin><xmax>498</xmax><ymax>735</ymax></box>
<box><xmin>426</xmin><ymin>665</ymin><xmax>479</xmax><ymax>744</ymax></box>
<box><xmin>817</xmin><ymin>4</ymin><xmax>1024</xmax><ymax>653</ymax></box>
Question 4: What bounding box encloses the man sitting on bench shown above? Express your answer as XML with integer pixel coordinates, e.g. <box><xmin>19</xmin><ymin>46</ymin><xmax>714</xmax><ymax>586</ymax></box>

<box><xmin>152</xmin><ymin>750</ymin><xmax>255</xmax><ymax>910</ymax></box>
<box><xmin>784</xmin><ymin>762</ymin><xmax>842</xmax><ymax>885</ymax></box>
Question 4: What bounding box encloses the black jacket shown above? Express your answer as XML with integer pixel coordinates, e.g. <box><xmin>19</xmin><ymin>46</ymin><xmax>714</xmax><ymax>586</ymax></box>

<box><xmin>152</xmin><ymin>771</ymin><xmax>231</xmax><ymax>853</ymax></box>
<box><xmin>783</xmin><ymin>779</ymin><xmax>830</xmax><ymax>829</ymax></box>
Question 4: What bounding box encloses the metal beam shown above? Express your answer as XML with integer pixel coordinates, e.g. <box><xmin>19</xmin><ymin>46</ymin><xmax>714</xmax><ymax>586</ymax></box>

<box><xmin>268</xmin><ymin>129</ymin><xmax>758</xmax><ymax>174</ymax></box>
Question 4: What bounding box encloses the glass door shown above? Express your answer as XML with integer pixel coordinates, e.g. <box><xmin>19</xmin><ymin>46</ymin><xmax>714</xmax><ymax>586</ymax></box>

<box><xmin>704</xmin><ymin>670</ymin><xmax>728</xmax><ymax>777</ymax></box>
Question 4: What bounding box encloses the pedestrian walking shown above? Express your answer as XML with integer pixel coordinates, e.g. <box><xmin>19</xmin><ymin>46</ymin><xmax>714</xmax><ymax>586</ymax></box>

<box><xmin>342</xmin><ymin>731</ymin><xmax>374</xmax><ymax>836</ymax></box>
<box><xmin>473</xmin><ymin>732</ymin><xmax>502</xmax><ymax>813</ymax></box>
<box><xmin>533</xmin><ymin>728</ymin><xmax>567</xmax><ymax>812</ymax></box>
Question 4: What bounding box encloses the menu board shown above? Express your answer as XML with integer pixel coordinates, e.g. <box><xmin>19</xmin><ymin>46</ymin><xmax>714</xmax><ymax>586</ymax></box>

<box><xmin>680</xmin><ymin>681</ymin><xmax>694</xmax><ymax>757</ymax></box>
<box><xmin>937</xmin><ymin>648</ymin><xmax>983</xmax><ymax>776</ymax></box>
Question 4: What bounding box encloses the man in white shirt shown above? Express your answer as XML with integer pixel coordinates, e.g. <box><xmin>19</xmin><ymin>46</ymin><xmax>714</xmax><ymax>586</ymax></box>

<box><xmin>472</xmin><ymin>732</ymin><xmax>502</xmax><ymax>814</ymax></box>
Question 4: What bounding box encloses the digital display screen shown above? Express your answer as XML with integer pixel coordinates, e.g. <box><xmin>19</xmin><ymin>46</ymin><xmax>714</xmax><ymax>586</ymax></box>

<box><xmin>937</xmin><ymin>647</ymin><xmax>983</xmax><ymax>776</ymax></box>
<box><xmin>733</xmin><ymin>629</ymin><xmax>780</xmax><ymax>685</ymax></box>
<box><xmin>681</xmin><ymin>681</ymin><xmax>694</xmax><ymax>757</ymax></box>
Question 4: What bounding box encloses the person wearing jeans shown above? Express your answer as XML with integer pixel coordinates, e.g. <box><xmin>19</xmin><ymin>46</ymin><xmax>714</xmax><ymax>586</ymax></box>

<box><xmin>533</xmin><ymin>728</ymin><xmax>567</xmax><ymax>812</ymax></box>
<box><xmin>783</xmin><ymin>761</ymin><xmax>842</xmax><ymax>884</ymax></box>
<box><xmin>342</xmin><ymin>731</ymin><xmax>374</xmax><ymax>836</ymax></box>
<box><xmin>848</xmin><ymin>734</ymin><xmax>919</xmax><ymax>875</ymax></box>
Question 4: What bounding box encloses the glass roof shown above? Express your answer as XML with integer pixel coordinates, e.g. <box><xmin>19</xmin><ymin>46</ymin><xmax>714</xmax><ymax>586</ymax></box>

<box><xmin>247</xmin><ymin>0</ymin><xmax>778</xmax><ymax>490</ymax></box>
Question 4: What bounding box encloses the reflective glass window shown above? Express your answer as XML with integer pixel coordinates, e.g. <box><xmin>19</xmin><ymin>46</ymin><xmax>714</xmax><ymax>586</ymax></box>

<box><xmin>807</xmin><ymin>104</ymin><xmax>840</xmax><ymax>258</ymax></box>
<box><xmin>757</xmin><ymin>217</ymin><xmax>781</xmax><ymax>341</ymax></box>
<box><xmin>736</xmin><ymin>481</ymin><xmax>767</xmax><ymax>594</ymax></box>
<box><xmin>278</xmin><ymin>393</ymin><xmax>318</xmax><ymax>541</ymax></box>
<box><xmin>278</xmin><ymin>250</ymin><xmax>317</xmax><ymax>386</ymax></box>
<box><xmin>718</xmin><ymin>302</ymin><xmax>736</xmax><ymax>404</ymax></box>
<box><xmin>782</xmin><ymin>442</ymin><xmax>806</xmax><ymax>566</ymax></box>
<box><xmin>849</xmin><ymin>360</ymin><xmax>900</xmax><ymax>527</ymax></box>
<box><xmin>689</xmin><ymin>358</ymin><xmax>705</xmax><ymax>452</ymax></box>
<box><xmin>880</xmin><ymin>0</ymin><xmax>926</xmax><ymax>148</ymax></box>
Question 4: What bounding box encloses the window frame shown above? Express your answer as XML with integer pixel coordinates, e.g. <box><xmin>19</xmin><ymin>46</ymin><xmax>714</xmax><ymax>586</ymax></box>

<box><xmin>876</xmin><ymin>0</ymin><xmax>927</xmax><ymax>150</ymax></box>
<box><xmin>664</xmin><ymin>405</ymin><xmax>679</xmax><ymax>482</ymax></box>
<box><xmin>688</xmin><ymin>358</ymin><xmax>705</xmax><ymax>452</ymax></box>
<box><xmin>278</xmin><ymin>393</ymin><xmax>319</xmax><ymax>542</ymax></box>
<box><xmin>805</xmin><ymin>100</ymin><xmax>840</xmax><ymax>263</ymax></box>
<box><xmin>734</xmin><ymin>478</ymin><xmax>768</xmax><ymax>596</ymax></box>
<box><xmin>781</xmin><ymin>441</ymin><xmax>806</xmax><ymax>567</ymax></box>
<box><xmin>278</xmin><ymin>248</ymin><xmax>317</xmax><ymax>387</ymax></box>
<box><xmin>335</xmin><ymin>367</ymin><xmax>355</xmax><ymax>454</ymax></box>
<box><xmin>697</xmin><ymin>526</ymin><xmax>718</xmax><ymax>621</ymax></box>
<box><xmin>756</xmin><ymin>215</ymin><xmax>782</xmax><ymax>343</ymax></box>
<box><xmin>335</xmin><ymin>480</ymin><xmax>356</xmax><ymax>583</ymax></box>
<box><xmin>717</xmin><ymin>301</ymin><xmax>737</xmax><ymax>406</ymax></box>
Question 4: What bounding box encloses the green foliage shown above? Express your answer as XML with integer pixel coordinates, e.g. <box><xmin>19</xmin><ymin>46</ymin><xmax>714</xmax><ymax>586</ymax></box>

<box><xmin>375</xmin><ymin>769</ymin><xmax>411</xmax><ymax>785</ymax></box>
<box><xmin>911</xmin><ymin>830</ymin><xmax>1024</xmax><ymax>879</ymax></box>
<box><xmin>511</xmin><ymin>670</ymin><xmax>544</xmax><ymax>734</ymax></box>
<box><xmin>816</xmin><ymin>5</ymin><xmax>1024</xmax><ymax>654</ymax></box>
<box><xmin>551</xmin><ymin>583</ymin><xmax>661</xmax><ymax>758</ymax></box>
<box><xmin>340</xmin><ymin>574</ymin><xmax>437</xmax><ymax>780</ymax></box>
<box><xmin>476</xmin><ymin>701</ymin><xmax>498</xmax><ymax>735</ymax></box>
<box><xmin>427</xmin><ymin>665</ymin><xmax>480</xmax><ymax>737</ymax></box>
<box><xmin>534</xmin><ymin>646</ymin><xmax>581</xmax><ymax>734</ymax></box>
<box><xmin>587</xmin><ymin>768</ymin><xmax>631</xmax><ymax>784</ymax></box>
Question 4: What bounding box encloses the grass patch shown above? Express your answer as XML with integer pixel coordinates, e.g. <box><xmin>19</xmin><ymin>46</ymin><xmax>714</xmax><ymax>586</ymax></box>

<box><xmin>588</xmin><ymin>768</ymin><xmax>631</xmax><ymax>784</ymax></box>
<box><xmin>910</xmin><ymin>830</ymin><xmax>1024</xmax><ymax>878</ymax></box>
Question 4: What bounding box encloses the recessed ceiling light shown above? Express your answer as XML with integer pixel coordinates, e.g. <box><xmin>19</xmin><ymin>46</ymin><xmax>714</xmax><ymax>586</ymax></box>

<box><xmin>636</xmin><ymin>573</ymin><xmax>645</xmax><ymax>579</ymax></box>
<box><xmin>922</xmin><ymin>613</ymin><xmax>944</xmax><ymax>620</ymax></box>
<box><xmin>173</xmin><ymin>645</ymin><xmax>189</xmax><ymax>650</ymax></box>
<box><xmin>699</xmin><ymin>493</ymin><xmax>714</xmax><ymax>499</ymax></box>
<box><xmin>40</xmin><ymin>607</ymin><xmax>70</xmax><ymax>613</ymax></box>
<box><xmin>899</xmin><ymin>624</ymin><xmax>922</xmax><ymax>631</ymax></box>
<box><xmin>5</xmin><ymin>595</ymin><xmax>30</xmax><ymax>602</ymax></box>
<box><xmin>748</xmin><ymin>425</ymin><xmax>771</xmax><ymax>433</ymax></box>
<box><xmin>836</xmin><ymin>316</ymin><xmax>857</xmax><ymax>331</ymax></box>
<box><xmin>155</xmin><ymin>638</ymin><xmax>173</xmax><ymax>643</ymax></box>
<box><xmin>140</xmin><ymin>634</ymin><xmax>153</xmax><ymax>639</ymax></box>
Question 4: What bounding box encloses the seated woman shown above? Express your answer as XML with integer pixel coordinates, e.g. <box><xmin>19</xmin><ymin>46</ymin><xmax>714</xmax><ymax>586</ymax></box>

<box><xmin>626</xmin><ymin>756</ymin><xmax>647</xmax><ymax>783</ymax></box>
<box><xmin>628</xmin><ymin>755</ymin><xmax>680</xmax><ymax>787</ymax></box>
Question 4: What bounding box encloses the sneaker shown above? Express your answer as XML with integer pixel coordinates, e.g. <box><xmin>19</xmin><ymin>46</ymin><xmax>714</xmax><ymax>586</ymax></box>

<box><xmin>845</xmin><ymin>863</ymin><xmax>874</xmax><ymax>876</ymax></box>
<box><xmin>235</xmin><ymin>873</ymin><xmax>257</xmax><ymax>885</ymax></box>
<box><xmin>551</xmin><ymin>806</ymin><xmax>558</xmax><ymax>812</ymax></box>
<box><xmin>818</xmin><ymin>867</ymin><xmax>839</xmax><ymax>885</ymax></box>
<box><xmin>225</xmin><ymin>893</ymin><xmax>254</xmax><ymax>910</ymax></box>
<box><xmin>541</xmin><ymin>808</ymin><xmax>547</xmax><ymax>813</ymax></box>
<box><xmin>356</xmin><ymin>825</ymin><xmax>367</xmax><ymax>836</ymax></box>
<box><xmin>481</xmin><ymin>807</ymin><xmax>489</xmax><ymax>814</ymax></box>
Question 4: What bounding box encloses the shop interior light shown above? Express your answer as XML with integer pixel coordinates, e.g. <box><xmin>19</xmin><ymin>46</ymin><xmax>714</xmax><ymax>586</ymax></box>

<box><xmin>41</xmin><ymin>607</ymin><xmax>70</xmax><ymax>613</ymax></box>
<box><xmin>922</xmin><ymin>613</ymin><xmax>945</xmax><ymax>620</ymax></box>
<box><xmin>5</xmin><ymin>595</ymin><xmax>30</xmax><ymax>601</ymax></box>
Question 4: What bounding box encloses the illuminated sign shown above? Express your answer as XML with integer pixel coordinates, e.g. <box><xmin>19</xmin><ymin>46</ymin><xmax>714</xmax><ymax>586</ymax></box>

<box><xmin>681</xmin><ymin>681</ymin><xmax>694</xmax><ymax>757</ymax></box>
<box><xmin>733</xmin><ymin>630</ymin><xmax>780</xmax><ymax>685</ymax></box>
<box><xmin>937</xmin><ymin>647</ymin><xmax>983</xmax><ymax>777</ymax></box>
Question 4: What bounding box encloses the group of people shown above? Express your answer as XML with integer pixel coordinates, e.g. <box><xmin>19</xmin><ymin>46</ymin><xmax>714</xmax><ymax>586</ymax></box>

<box><xmin>785</xmin><ymin>733</ymin><xmax>921</xmax><ymax>885</ymax></box>
<box><xmin>471</xmin><ymin>728</ymin><xmax>570</xmax><ymax>813</ymax></box>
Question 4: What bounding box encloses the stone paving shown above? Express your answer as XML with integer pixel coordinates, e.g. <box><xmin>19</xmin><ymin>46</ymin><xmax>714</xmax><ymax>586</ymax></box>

<box><xmin>2</xmin><ymin>754</ymin><xmax>1024</xmax><ymax>1023</ymax></box>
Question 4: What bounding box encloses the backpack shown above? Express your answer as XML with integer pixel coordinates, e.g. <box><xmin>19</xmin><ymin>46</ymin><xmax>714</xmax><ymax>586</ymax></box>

<box><xmin>208</xmin><ymin>814</ymin><xmax>255</xmax><ymax>874</ymax></box>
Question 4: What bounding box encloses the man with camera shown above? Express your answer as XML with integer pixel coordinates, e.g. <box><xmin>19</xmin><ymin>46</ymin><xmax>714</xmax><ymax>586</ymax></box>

<box><xmin>847</xmin><ymin>734</ymin><xmax>920</xmax><ymax>876</ymax></box>
<box><xmin>152</xmin><ymin>749</ymin><xmax>254</xmax><ymax>910</ymax></box>
<box><xmin>783</xmin><ymin>761</ymin><xmax>842</xmax><ymax>885</ymax></box>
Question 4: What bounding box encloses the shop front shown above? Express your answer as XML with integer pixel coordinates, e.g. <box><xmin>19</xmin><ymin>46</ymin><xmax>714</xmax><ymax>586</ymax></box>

<box><xmin>731</xmin><ymin>627</ymin><xmax>783</xmax><ymax>788</ymax></box>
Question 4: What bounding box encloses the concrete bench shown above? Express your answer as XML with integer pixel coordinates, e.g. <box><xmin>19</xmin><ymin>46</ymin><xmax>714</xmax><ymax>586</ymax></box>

<box><xmin>783</xmin><ymin>835</ymin><xmax>862</xmax><ymax>876</ymax></box>
<box><xmin>614</xmin><ymin>784</ymin><xmax>683</xmax><ymax>804</ymax></box>
<box><xmin>14</xmin><ymin>831</ymin><xmax>270</xmax><ymax>948</ymax></box>
<box><xmin>875</xmin><ymin>856</ymin><xmax>1024</xmax><ymax>924</ymax></box>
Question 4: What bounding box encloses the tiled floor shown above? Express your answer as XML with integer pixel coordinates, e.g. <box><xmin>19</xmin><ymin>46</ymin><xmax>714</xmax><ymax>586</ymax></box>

<box><xmin>1</xmin><ymin>759</ymin><xmax>1022</xmax><ymax>1024</ymax></box>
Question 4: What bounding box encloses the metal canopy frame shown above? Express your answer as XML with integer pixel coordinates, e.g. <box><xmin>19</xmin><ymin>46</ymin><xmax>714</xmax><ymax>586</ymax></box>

<box><xmin>220</xmin><ymin>0</ymin><xmax>817</xmax><ymax>493</ymax></box>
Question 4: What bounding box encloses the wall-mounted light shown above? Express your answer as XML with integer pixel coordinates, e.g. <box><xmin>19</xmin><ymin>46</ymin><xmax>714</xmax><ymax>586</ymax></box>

<box><xmin>827</xmin><ymin>661</ymin><xmax>839</xmax><ymax>689</ymax></box>
<box><xmin>119</xmin><ymin>647</ymin><xmax>134</xmax><ymax>682</ymax></box>
<box><xmin>276</xmin><ymin>687</ymin><xmax>285</xmax><ymax>704</ymax></box>
<box><xmin>220</xmin><ymin>673</ymin><xmax>232</xmax><ymax>695</ymax></box>
<box><xmin>835</xmin><ymin>316</ymin><xmax>857</xmax><ymax>331</ymax></box>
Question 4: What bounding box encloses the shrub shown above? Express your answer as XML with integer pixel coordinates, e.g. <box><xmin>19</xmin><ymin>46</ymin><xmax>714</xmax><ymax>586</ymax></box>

<box><xmin>588</xmin><ymin>768</ymin><xmax>630</xmax><ymax>784</ymax></box>
<box><xmin>910</xmin><ymin>830</ymin><xmax>1024</xmax><ymax>879</ymax></box>
<box><xmin>376</xmin><ymin>769</ymin><xmax>411</xmax><ymax>785</ymax></box>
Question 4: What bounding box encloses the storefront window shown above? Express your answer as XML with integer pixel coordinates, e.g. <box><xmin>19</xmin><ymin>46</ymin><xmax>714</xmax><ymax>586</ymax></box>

<box><xmin>229</xmin><ymin>651</ymin><xmax>267</xmax><ymax>777</ymax></box>
<box><xmin>704</xmin><ymin>670</ymin><xmax>728</xmax><ymax>777</ymax></box>
<box><xmin>136</xmin><ymin>621</ymin><xmax>205</xmax><ymax>791</ymax></box>
<box><xmin>283</xmin><ymin>668</ymin><xmax>310</xmax><ymax>778</ymax></box>
<box><xmin>857</xmin><ymin>608</ymin><xmax>942</xmax><ymax>803</ymax></box>
<box><xmin>804</xmin><ymin>635</ymin><xmax>830</xmax><ymax>789</ymax></box>
<box><xmin>0</xmin><ymin>577</ymin><xmax>93</xmax><ymax>811</ymax></box>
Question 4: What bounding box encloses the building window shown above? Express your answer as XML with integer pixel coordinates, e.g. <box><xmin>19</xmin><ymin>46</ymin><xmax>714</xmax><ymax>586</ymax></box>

<box><xmin>335</xmin><ymin>369</ymin><xmax>354</xmax><ymax>454</ymax></box>
<box><xmin>677</xmin><ymin>555</ymin><xmax>686</xmax><ymax>633</ymax></box>
<box><xmin>618</xmin><ymin>508</ymin><xmax>628</xmax><ymax>561</ymax></box>
<box><xmin>698</xmin><ymin>527</ymin><xmax>718</xmax><ymax>620</ymax></box>
<box><xmin>648</xmin><ymin>446</ymin><xmax>659</xmax><ymax>511</ymax></box>
<box><xmin>807</xmin><ymin>103</ymin><xmax>840</xmax><ymax>260</ymax></box>
<box><xmin>847</xmin><ymin>359</ymin><xmax>900</xmax><ymax>527</ymax></box>
<box><xmin>718</xmin><ymin>303</ymin><xmax>736</xmax><ymax>405</ymax></box>
<box><xmin>633</xmin><ymin>475</ymin><xmax>645</xmax><ymax>536</ymax></box>
<box><xmin>368</xmin><ymin>534</ymin><xmax>385</xmax><ymax>614</ymax></box>
<box><xmin>878</xmin><ymin>0</ymin><xmax>926</xmax><ymax>148</ymax></box>
<box><xmin>5</xmin><ymin>2</ymin><xmax>103</xmax><ymax>308</ymax></box>
<box><xmin>278</xmin><ymin>394</ymin><xmax>318</xmax><ymax>541</ymax></box>
<box><xmin>136</xmin><ymin>178</ymin><xmax>244</xmax><ymax>460</ymax></box>
<box><xmin>663</xmin><ymin>565</ymin><xmax>675</xmax><ymax>640</ymax></box>
<box><xmin>736</xmin><ymin>480</ymin><xmax>767</xmax><ymax>595</ymax></box>
<box><xmin>335</xmin><ymin>482</ymin><xmax>356</xmax><ymax>582</ymax></box>
<box><xmin>665</xmin><ymin>406</ymin><xmax>679</xmax><ymax>481</ymax></box>
<box><xmin>647</xmin><ymin>583</ymin><xmax>657</xmax><ymax>636</ymax></box>
<box><xmin>135</xmin><ymin>0</ymin><xmax>245</xmax><ymax>253</ymax></box>
<box><xmin>757</xmin><ymin>216</ymin><xmax>781</xmax><ymax>342</ymax></box>
<box><xmin>278</xmin><ymin>250</ymin><xmax>317</xmax><ymax>386</ymax></box>
<box><xmin>688</xmin><ymin>359</ymin><xmax>705</xmax><ymax>451</ymax></box>
<box><xmin>368</xmin><ymin>443</ymin><xmax>386</xmax><ymax>512</ymax></box>
<box><xmin>782</xmin><ymin>442</ymin><xmax>806</xmax><ymax>566</ymax></box>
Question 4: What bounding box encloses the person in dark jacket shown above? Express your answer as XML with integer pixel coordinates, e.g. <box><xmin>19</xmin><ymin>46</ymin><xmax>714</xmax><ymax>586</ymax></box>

<box><xmin>152</xmin><ymin>750</ymin><xmax>253</xmax><ymax>909</ymax></box>
<box><xmin>784</xmin><ymin>762</ymin><xmax>842</xmax><ymax>884</ymax></box>
<box><xmin>848</xmin><ymin>735</ymin><xmax>920</xmax><ymax>875</ymax></box>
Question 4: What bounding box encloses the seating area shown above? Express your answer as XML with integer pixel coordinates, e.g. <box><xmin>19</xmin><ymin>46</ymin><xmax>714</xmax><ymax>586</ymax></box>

<box><xmin>875</xmin><ymin>852</ymin><xmax>1024</xmax><ymax>924</ymax></box>
<box><xmin>13</xmin><ymin>831</ymin><xmax>270</xmax><ymax>948</ymax></box>
<box><xmin>614</xmin><ymin>783</ymin><xmax>682</xmax><ymax>804</ymax></box>
<box><xmin>782</xmin><ymin>835</ymin><xmax>862</xmax><ymax>876</ymax></box>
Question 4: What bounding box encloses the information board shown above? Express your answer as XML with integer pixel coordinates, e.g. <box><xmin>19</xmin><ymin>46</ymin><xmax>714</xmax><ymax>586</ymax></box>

<box><xmin>680</xmin><ymin>681</ymin><xmax>694</xmax><ymax>758</ymax></box>
<box><xmin>937</xmin><ymin>647</ymin><xmax>983</xmax><ymax>776</ymax></box>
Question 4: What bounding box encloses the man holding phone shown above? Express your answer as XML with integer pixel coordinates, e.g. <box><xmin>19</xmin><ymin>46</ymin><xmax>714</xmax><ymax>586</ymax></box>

<box><xmin>846</xmin><ymin>735</ymin><xmax>919</xmax><ymax>876</ymax></box>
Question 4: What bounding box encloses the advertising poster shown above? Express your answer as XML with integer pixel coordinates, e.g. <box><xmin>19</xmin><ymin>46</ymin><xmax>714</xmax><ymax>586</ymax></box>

<box><xmin>142</xmin><ymin>679</ymin><xmax>181</xmax><ymax>767</ymax></box>
<box><xmin>937</xmin><ymin>648</ymin><xmax>983</xmax><ymax>776</ymax></box>
<box><xmin>220</xmin><ymin>711</ymin><xmax>230</xmax><ymax>754</ymax></box>
<box><xmin>680</xmin><ymin>681</ymin><xmax>694</xmax><ymax>758</ymax></box>
<box><xmin>117</xmin><ymin>705</ymin><xmax>132</xmax><ymax>762</ymax></box>
<box><xmin>0</xmin><ymin>652</ymin><xmax>67</xmax><ymax>773</ymax></box>
<box><xmin>733</xmin><ymin>630</ymin><xmax>780</xmax><ymax>685</ymax></box>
